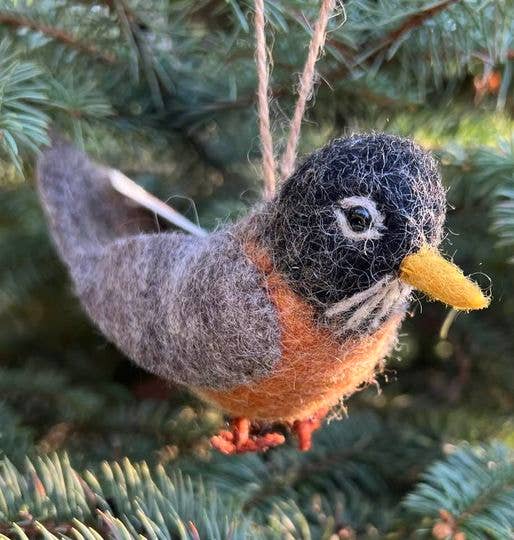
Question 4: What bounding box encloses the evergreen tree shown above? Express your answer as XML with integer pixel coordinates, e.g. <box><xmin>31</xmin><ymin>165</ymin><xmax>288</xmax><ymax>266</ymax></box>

<box><xmin>0</xmin><ymin>0</ymin><xmax>513</xmax><ymax>537</ymax></box>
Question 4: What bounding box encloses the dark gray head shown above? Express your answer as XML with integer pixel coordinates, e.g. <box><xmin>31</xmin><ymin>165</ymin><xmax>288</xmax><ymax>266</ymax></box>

<box><xmin>264</xmin><ymin>133</ymin><xmax>446</xmax><ymax>307</ymax></box>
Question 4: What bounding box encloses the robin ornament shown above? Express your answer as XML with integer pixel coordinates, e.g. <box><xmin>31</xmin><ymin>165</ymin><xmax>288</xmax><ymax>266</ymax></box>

<box><xmin>37</xmin><ymin>133</ymin><xmax>489</xmax><ymax>454</ymax></box>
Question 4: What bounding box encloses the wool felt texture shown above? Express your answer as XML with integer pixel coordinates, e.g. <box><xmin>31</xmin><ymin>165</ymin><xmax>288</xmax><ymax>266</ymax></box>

<box><xmin>263</xmin><ymin>134</ymin><xmax>446</xmax><ymax>312</ymax></box>
<box><xmin>38</xmin><ymin>132</ymin><xmax>456</xmax><ymax>422</ymax></box>
<box><xmin>37</xmin><ymin>137</ymin><xmax>281</xmax><ymax>390</ymax></box>
<box><xmin>400</xmin><ymin>245</ymin><xmax>489</xmax><ymax>310</ymax></box>
<box><xmin>197</xmin><ymin>243</ymin><xmax>403</xmax><ymax>422</ymax></box>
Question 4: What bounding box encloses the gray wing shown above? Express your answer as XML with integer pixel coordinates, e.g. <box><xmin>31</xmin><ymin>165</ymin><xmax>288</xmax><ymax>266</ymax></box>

<box><xmin>37</xmin><ymin>137</ymin><xmax>280</xmax><ymax>390</ymax></box>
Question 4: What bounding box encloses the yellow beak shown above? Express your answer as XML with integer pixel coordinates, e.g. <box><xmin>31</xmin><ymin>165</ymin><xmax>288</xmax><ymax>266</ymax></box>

<box><xmin>399</xmin><ymin>245</ymin><xmax>490</xmax><ymax>311</ymax></box>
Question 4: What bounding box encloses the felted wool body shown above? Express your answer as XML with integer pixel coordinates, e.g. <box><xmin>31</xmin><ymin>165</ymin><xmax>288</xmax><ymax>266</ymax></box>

<box><xmin>197</xmin><ymin>242</ymin><xmax>403</xmax><ymax>421</ymax></box>
<box><xmin>38</xmin><ymin>139</ymin><xmax>280</xmax><ymax>389</ymax></box>
<box><xmin>37</xmin><ymin>134</ymin><xmax>446</xmax><ymax>422</ymax></box>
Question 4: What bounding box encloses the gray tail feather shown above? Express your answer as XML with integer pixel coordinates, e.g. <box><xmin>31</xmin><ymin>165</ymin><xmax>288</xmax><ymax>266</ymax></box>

<box><xmin>37</xmin><ymin>135</ymin><xmax>155</xmax><ymax>269</ymax></box>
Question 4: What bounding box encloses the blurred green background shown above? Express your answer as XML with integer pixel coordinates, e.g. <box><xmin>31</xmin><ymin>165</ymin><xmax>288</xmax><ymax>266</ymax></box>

<box><xmin>0</xmin><ymin>1</ymin><xmax>513</xmax><ymax>538</ymax></box>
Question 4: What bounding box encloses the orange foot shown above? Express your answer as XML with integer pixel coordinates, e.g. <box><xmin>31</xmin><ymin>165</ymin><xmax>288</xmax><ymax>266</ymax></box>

<box><xmin>211</xmin><ymin>417</ymin><xmax>285</xmax><ymax>455</ymax></box>
<box><xmin>292</xmin><ymin>407</ymin><xmax>329</xmax><ymax>451</ymax></box>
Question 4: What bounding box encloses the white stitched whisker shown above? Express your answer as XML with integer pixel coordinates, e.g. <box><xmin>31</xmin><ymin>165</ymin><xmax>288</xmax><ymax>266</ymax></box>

<box><xmin>325</xmin><ymin>274</ymin><xmax>391</xmax><ymax>318</ymax></box>
<box><xmin>369</xmin><ymin>281</ymin><xmax>412</xmax><ymax>331</ymax></box>
<box><xmin>368</xmin><ymin>281</ymin><xmax>399</xmax><ymax>330</ymax></box>
<box><xmin>343</xmin><ymin>281</ymin><xmax>391</xmax><ymax>330</ymax></box>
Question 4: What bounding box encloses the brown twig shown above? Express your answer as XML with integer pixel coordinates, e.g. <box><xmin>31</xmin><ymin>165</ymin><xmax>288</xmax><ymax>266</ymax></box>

<box><xmin>0</xmin><ymin>519</ymin><xmax>74</xmax><ymax>538</ymax></box>
<box><xmin>199</xmin><ymin>1</ymin><xmax>462</xmax><ymax>119</ymax></box>
<box><xmin>355</xmin><ymin>0</ymin><xmax>462</xmax><ymax>65</ymax></box>
<box><xmin>287</xmin><ymin>0</ymin><xmax>464</xmax><ymax>94</ymax></box>
<box><xmin>0</xmin><ymin>12</ymin><xmax>117</xmax><ymax>64</ymax></box>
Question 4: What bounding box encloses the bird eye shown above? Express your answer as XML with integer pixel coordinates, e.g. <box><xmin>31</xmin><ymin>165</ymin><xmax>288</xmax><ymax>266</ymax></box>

<box><xmin>334</xmin><ymin>196</ymin><xmax>386</xmax><ymax>241</ymax></box>
<box><xmin>345</xmin><ymin>206</ymin><xmax>372</xmax><ymax>232</ymax></box>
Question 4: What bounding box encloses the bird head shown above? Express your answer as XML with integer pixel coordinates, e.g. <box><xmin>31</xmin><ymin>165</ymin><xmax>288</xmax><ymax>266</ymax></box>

<box><xmin>264</xmin><ymin>134</ymin><xmax>489</xmax><ymax>334</ymax></box>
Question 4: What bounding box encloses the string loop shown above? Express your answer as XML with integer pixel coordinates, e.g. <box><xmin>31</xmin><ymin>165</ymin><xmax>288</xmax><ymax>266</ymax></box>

<box><xmin>254</xmin><ymin>0</ymin><xmax>277</xmax><ymax>200</ymax></box>
<box><xmin>253</xmin><ymin>0</ymin><xmax>338</xmax><ymax>198</ymax></box>
<box><xmin>280</xmin><ymin>0</ymin><xmax>336</xmax><ymax>181</ymax></box>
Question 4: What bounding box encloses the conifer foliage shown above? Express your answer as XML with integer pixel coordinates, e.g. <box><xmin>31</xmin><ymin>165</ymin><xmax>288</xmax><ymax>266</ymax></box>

<box><xmin>0</xmin><ymin>0</ymin><xmax>513</xmax><ymax>538</ymax></box>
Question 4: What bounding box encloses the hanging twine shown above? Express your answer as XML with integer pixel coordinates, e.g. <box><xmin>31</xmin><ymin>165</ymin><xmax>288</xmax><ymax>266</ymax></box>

<box><xmin>254</xmin><ymin>0</ymin><xmax>337</xmax><ymax>198</ymax></box>
<box><xmin>280</xmin><ymin>0</ymin><xmax>336</xmax><ymax>180</ymax></box>
<box><xmin>254</xmin><ymin>0</ymin><xmax>277</xmax><ymax>200</ymax></box>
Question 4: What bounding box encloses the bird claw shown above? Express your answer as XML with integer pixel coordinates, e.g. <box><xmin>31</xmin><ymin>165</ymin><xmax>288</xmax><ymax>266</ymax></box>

<box><xmin>210</xmin><ymin>417</ymin><xmax>285</xmax><ymax>455</ymax></box>
<box><xmin>292</xmin><ymin>407</ymin><xmax>329</xmax><ymax>451</ymax></box>
<box><xmin>211</xmin><ymin>408</ymin><xmax>329</xmax><ymax>455</ymax></box>
<box><xmin>211</xmin><ymin>409</ymin><xmax>329</xmax><ymax>454</ymax></box>
<box><xmin>210</xmin><ymin>431</ymin><xmax>286</xmax><ymax>454</ymax></box>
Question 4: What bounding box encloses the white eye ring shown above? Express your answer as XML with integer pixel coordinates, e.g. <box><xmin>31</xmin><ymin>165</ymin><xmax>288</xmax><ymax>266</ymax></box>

<box><xmin>333</xmin><ymin>195</ymin><xmax>386</xmax><ymax>241</ymax></box>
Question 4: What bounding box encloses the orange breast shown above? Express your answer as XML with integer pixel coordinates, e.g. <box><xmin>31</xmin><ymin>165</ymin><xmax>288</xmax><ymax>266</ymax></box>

<box><xmin>196</xmin><ymin>244</ymin><xmax>402</xmax><ymax>422</ymax></box>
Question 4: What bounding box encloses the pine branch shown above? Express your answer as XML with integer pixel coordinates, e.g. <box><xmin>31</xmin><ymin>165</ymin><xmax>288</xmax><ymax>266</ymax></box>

<box><xmin>0</xmin><ymin>12</ymin><xmax>117</xmax><ymax>64</ymax></box>
<box><xmin>242</xmin><ymin>432</ymin><xmax>375</xmax><ymax>512</ymax></box>
<box><xmin>78</xmin><ymin>0</ymin><xmax>143</xmax><ymax>27</ymax></box>
<box><xmin>0</xmin><ymin>453</ymin><xmax>315</xmax><ymax>539</ymax></box>
<box><xmin>200</xmin><ymin>0</ymin><xmax>465</xmax><ymax>119</ymax></box>
<box><xmin>0</xmin><ymin>40</ymin><xmax>49</xmax><ymax>171</ymax></box>
<box><xmin>356</xmin><ymin>0</ymin><xmax>463</xmax><ymax>64</ymax></box>
<box><xmin>79</xmin><ymin>0</ymin><xmax>169</xmax><ymax>107</ymax></box>
<box><xmin>403</xmin><ymin>444</ymin><xmax>514</xmax><ymax>539</ymax></box>
<box><xmin>323</xmin><ymin>0</ymin><xmax>463</xmax><ymax>85</ymax></box>
<box><xmin>491</xmin><ymin>139</ymin><xmax>514</xmax><ymax>261</ymax></box>
<box><xmin>0</xmin><ymin>519</ymin><xmax>74</xmax><ymax>538</ymax></box>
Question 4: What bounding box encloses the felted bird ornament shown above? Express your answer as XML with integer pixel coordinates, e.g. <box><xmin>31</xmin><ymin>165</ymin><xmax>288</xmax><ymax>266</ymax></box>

<box><xmin>37</xmin><ymin>133</ymin><xmax>489</xmax><ymax>454</ymax></box>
